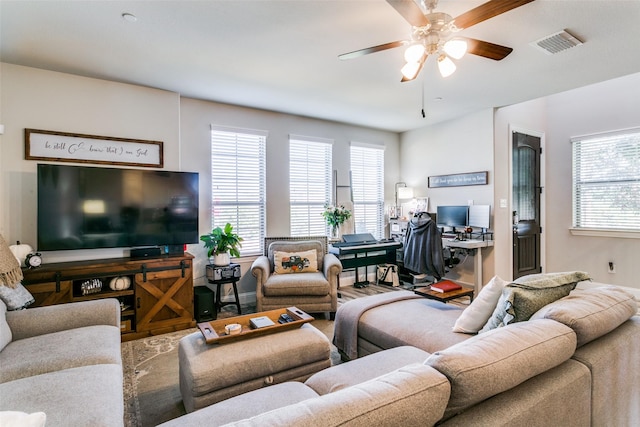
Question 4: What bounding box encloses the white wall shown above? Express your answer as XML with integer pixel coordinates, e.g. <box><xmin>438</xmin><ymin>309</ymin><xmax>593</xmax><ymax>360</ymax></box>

<box><xmin>0</xmin><ymin>63</ymin><xmax>400</xmax><ymax>299</ymax></box>
<box><xmin>495</xmin><ymin>73</ymin><xmax>640</xmax><ymax>289</ymax></box>
<box><xmin>400</xmin><ymin>109</ymin><xmax>495</xmax><ymax>286</ymax></box>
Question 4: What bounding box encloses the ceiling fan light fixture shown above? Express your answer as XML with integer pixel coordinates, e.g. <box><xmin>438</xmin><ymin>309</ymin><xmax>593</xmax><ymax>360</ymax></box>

<box><xmin>404</xmin><ymin>44</ymin><xmax>425</xmax><ymax>63</ymax></box>
<box><xmin>443</xmin><ymin>39</ymin><xmax>467</xmax><ymax>59</ymax></box>
<box><xmin>437</xmin><ymin>54</ymin><xmax>456</xmax><ymax>77</ymax></box>
<box><xmin>401</xmin><ymin>61</ymin><xmax>421</xmax><ymax>80</ymax></box>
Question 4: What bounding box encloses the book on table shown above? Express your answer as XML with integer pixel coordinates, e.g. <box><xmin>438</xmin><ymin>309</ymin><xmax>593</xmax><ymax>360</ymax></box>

<box><xmin>430</xmin><ymin>280</ymin><xmax>462</xmax><ymax>293</ymax></box>
<box><xmin>250</xmin><ymin>316</ymin><xmax>276</xmax><ymax>329</ymax></box>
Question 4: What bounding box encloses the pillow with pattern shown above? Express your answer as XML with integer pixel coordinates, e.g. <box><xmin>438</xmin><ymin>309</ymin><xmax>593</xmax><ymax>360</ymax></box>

<box><xmin>480</xmin><ymin>271</ymin><xmax>590</xmax><ymax>333</ymax></box>
<box><xmin>274</xmin><ymin>249</ymin><xmax>318</xmax><ymax>274</ymax></box>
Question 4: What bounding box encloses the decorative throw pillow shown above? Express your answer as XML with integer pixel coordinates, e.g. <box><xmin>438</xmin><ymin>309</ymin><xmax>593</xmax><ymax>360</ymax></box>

<box><xmin>0</xmin><ymin>283</ymin><xmax>35</xmax><ymax>311</ymax></box>
<box><xmin>0</xmin><ymin>411</ymin><xmax>46</xmax><ymax>427</ymax></box>
<box><xmin>513</xmin><ymin>271</ymin><xmax>591</xmax><ymax>287</ymax></box>
<box><xmin>273</xmin><ymin>249</ymin><xmax>318</xmax><ymax>274</ymax></box>
<box><xmin>453</xmin><ymin>276</ymin><xmax>508</xmax><ymax>334</ymax></box>
<box><xmin>479</xmin><ymin>271</ymin><xmax>590</xmax><ymax>333</ymax></box>
<box><xmin>1</xmin><ymin>300</ymin><xmax>12</xmax><ymax>351</ymax></box>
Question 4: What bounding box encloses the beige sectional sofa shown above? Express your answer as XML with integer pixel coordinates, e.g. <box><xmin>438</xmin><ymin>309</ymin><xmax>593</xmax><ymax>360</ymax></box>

<box><xmin>0</xmin><ymin>298</ymin><xmax>124</xmax><ymax>427</ymax></box>
<box><xmin>159</xmin><ymin>274</ymin><xmax>639</xmax><ymax>426</ymax></box>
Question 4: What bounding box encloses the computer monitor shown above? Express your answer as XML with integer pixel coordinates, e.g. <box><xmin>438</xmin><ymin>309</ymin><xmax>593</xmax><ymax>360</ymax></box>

<box><xmin>468</xmin><ymin>205</ymin><xmax>491</xmax><ymax>231</ymax></box>
<box><xmin>436</xmin><ymin>206</ymin><xmax>468</xmax><ymax>232</ymax></box>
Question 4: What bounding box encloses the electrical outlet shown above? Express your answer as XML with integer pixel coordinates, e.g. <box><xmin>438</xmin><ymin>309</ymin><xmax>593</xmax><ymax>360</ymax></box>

<box><xmin>608</xmin><ymin>262</ymin><xmax>616</xmax><ymax>274</ymax></box>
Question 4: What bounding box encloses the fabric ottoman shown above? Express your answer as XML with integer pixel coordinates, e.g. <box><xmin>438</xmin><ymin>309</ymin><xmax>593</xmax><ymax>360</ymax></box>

<box><xmin>179</xmin><ymin>323</ymin><xmax>331</xmax><ymax>412</ymax></box>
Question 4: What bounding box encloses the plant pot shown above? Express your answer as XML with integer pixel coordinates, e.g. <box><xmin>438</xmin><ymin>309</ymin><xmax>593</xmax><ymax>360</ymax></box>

<box><xmin>212</xmin><ymin>252</ymin><xmax>230</xmax><ymax>266</ymax></box>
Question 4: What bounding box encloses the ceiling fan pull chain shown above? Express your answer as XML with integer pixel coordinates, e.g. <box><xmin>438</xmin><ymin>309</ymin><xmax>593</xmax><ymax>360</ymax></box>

<box><xmin>421</xmin><ymin>78</ymin><xmax>426</xmax><ymax>118</ymax></box>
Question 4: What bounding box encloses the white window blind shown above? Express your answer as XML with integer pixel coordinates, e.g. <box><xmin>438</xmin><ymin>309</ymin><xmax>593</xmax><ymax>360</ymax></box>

<box><xmin>289</xmin><ymin>136</ymin><xmax>332</xmax><ymax>236</ymax></box>
<box><xmin>572</xmin><ymin>129</ymin><xmax>640</xmax><ymax>232</ymax></box>
<box><xmin>350</xmin><ymin>144</ymin><xmax>385</xmax><ymax>239</ymax></box>
<box><xmin>211</xmin><ymin>126</ymin><xmax>267</xmax><ymax>255</ymax></box>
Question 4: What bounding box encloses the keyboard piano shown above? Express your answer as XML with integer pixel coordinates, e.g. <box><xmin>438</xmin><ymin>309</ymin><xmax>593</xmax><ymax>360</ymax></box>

<box><xmin>329</xmin><ymin>238</ymin><xmax>402</xmax><ymax>287</ymax></box>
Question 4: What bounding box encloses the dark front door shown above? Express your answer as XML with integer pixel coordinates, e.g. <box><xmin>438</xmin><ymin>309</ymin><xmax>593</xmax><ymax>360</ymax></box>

<box><xmin>512</xmin><ymin>131</ymin><xmax>542</xmax><ymax>279</ymax></box>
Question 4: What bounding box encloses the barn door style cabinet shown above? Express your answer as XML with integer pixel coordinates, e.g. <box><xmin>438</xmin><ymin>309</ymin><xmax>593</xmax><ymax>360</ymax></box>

<box><xmin>21</xmin><ymin>254</ymin><xmax>196</xmax><ymax>341</ymax></box>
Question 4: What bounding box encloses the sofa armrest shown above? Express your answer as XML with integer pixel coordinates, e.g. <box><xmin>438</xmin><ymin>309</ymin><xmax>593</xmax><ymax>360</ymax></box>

<box><xmin>322</xmin><ymin>253</ymin><xmax>342</xmax><ymax>293</ymax></box>
<box><xmin>6</xmin><ymin>298</ymin><xmax>121</xmax><ymax>341</ymax></box>
<box><xmin>251</xmin><ymin>256</ymin><xmax>272</xmax><ymax>299</ymax></box>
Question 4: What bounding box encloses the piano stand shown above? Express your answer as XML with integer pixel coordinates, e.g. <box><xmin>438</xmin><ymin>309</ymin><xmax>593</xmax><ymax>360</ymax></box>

<box><xmin>329</xmin><ymin>240</ymin><xmax>402</xmax><ymax>288</ymax></box>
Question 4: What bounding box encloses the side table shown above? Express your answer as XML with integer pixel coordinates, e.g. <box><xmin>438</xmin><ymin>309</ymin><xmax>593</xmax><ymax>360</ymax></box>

<box><xmin>206</xmin><ymin>263</ymin><xmax>242</xmax><ymax>315</ymax></box>
<box><xmin>414</xmin><ymin>285</ymin><xmax>474</xmax><ymax>304</ymax></box>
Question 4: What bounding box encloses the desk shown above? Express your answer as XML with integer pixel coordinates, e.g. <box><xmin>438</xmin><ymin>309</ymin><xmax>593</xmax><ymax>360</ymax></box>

<box><xmin>442</xmin><ymin>239</ymin><xmax>494</xmax><ymax>294</ymax></box>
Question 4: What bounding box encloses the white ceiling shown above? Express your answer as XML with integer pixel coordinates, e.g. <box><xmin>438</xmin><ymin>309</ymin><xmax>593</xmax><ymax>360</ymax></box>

<box><xmin>2</xmin><ymin>0</ymin><xmax>640</xmax><ymax>133</ymax></box>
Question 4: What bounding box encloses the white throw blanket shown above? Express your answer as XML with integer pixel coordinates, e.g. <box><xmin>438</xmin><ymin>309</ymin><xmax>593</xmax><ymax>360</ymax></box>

<box><xmin>333</xmin><ymin>290</ymin><xmax>422</xmax><ymax>360</ymax></box>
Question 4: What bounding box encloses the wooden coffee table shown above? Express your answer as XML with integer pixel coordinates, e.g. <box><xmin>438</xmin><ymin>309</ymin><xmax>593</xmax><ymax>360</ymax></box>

<box><xmin>414</xmin><ymin>286</ymin><xmax>474</xmax><ymax>303</ymax></box>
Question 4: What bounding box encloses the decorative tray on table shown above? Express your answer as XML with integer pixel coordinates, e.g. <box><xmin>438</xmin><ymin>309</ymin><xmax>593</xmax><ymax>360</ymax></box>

<box><xmin>196</xmin><ymin>306</ymin><xmax>314</xmax><ymax>345</ymax></box>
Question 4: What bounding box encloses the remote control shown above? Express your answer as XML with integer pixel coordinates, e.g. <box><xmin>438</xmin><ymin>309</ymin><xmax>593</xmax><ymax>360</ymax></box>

<box><xmin>278</xmin><ymin>313</ymin><xmax>294</xmax><ymax>324</ymax></box>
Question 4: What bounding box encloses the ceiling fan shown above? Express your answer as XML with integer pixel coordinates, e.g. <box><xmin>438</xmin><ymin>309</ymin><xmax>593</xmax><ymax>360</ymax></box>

<box><xmin>339</xmin><ymin>0</ymin><xmax>536</xmax><ymax>82</ymax></box>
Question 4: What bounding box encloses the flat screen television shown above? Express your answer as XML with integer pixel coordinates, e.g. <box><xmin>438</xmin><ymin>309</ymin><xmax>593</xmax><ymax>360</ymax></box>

<box><xmin>37</xmin><ymin>164</ymin><xmax>199</xmax><ymax>251</ymax></box>
<box><xmin>436</xmin><ymin>205</ymin><xmax>468</xmax><ymax>232</ymax></box>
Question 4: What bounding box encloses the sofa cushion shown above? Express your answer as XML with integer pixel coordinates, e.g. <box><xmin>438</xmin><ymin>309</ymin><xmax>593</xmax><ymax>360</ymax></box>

<box><xmin>159</xmin><ymin>382</ymin><xmax>320</xmax><ymax>427</ymax></box>
<box><xmin>453</xmin><ymin>275</ymin><xmax>508</xmax><ymax>333</ymax></box>
<box><xmin>263</xmin><ymin>272</ymin><xmax>329</xmax><ymax>297</ymax></box>
<box><xmin>0</xmin><ymin>324</ymin><xmax>122</xmax><ymax>383</ymax></box>
<box><xmin>225</xmin><ymin>364</ymin><xmax>450</xmax><ymax>427</ymax></box>
<box><xmin>358</xmin><ymin>298</ymin><xmax>470</xmax><ymax>354</ymax></box>
<box><xmin>0</xmin><ymin>300</ymin><xmax>11</xmax><ymax>352</ymax></box>
<box><xmin>305</xmin><ymin>345</ymin><xmax>431</xmax><ymax>395</ymax></box>
<box><xmin>0</xmin><ymin>364</ymin><xmax>124</xmax><ymax>427</ymax></box>
<box><xmin>425</xmin><ymin>318</ymin><xmax>577</xmax><ymax>417</ymax></box>
<box><xmin>531</xmin><ymin>285</ymin><xmax>637</xmax><ymax>347</ymax></box>
<box><xmin>273</xmin><ymin>249</ymin><xmax>318</xmax><ymax>274</ymax></box>
<box><xmin>480</xmin><ymin>271</ymin><xmax>589</xmax><ymax>332</ymax></box>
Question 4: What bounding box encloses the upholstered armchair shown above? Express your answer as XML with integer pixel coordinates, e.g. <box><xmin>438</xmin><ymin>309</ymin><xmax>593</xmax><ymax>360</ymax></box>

<box><xmin>251</xmin><ymin>236</ymin><xmax>342</xmax><ymax>317</ymax></box>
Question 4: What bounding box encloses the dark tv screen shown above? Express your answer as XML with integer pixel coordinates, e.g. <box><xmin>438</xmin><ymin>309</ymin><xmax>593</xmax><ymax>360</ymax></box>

<box><xmin>436</xmin><ymin>205</ymin><xmax>469</xmax><ymax>229</ymax></box>
<box><xmin>37</xmin><ymin>164</ymin><xmax>199</xmax><ymax>251</ymax></box>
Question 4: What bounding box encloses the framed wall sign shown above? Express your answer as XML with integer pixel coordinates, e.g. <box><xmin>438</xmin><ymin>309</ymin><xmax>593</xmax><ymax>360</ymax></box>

<box><xmin>25</xmin><ymin>129</ymin><xmax>164</xmax><ymax>168</ymax></box>
<box><xmin>428</xmin><ymin>171</ymin><xmax>488</xmax><ymax>188</ymax></box>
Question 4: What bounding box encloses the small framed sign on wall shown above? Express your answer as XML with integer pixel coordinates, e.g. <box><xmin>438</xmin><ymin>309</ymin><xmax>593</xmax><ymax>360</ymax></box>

<box><xmin>25</xmin><ymin>129</ymin><xmax>164</xmax><ymax>168</ymax></box>
<box><xmin>428</xmin><ymin>171</ymin><xmax>488</xmax><ymax>188</ymax></box>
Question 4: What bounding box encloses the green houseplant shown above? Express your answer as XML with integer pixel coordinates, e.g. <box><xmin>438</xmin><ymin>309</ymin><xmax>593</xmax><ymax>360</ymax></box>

<box><xmin>200</xmin><ymin>223</ymin><xmax>243</xmax><ymax>266</ymax></box>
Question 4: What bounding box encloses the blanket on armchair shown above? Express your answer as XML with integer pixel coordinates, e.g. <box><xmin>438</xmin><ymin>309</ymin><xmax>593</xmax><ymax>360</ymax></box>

<box><xmin>333</xmin><ymin>290</ymin><xmax>421</xmax><ymax>360</ymax></box>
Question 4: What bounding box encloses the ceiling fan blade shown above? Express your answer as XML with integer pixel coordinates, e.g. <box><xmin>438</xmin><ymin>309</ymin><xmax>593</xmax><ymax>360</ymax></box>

<box><xmin>401</xmin><ymin>53</ymin><xmax>428</xmax><ymax>82</ymax></box>
<box><xmin>464</xmin><ymin>38</ymin><xmax>513</xmax><ymax>60</ymax></box>
<box><xmin>339</xmin><ymin>40</ymin><xmax>407</xmax><ymax>60</ymax></box>
<box><xmin>453</xmin><ymin>0</ymin><xmax>535</xmax><ymax>30</ymax></box>
<box><xmin>387</xmin><ymin>0</ymin><xmax>429</xmax><ymax>27</ymax></box>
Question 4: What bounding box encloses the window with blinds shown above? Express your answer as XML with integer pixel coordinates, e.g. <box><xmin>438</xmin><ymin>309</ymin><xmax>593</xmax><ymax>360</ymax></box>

<box><xmin>350</xmin><ymin>144</ymin><xmax>385</xmax><ymax>239</ymax></box>
<box><xmin>572</xmin><ymin>129</ymin><xmax>640</xmax><ymax>232</ymax></box>
<box><xmin>210</xmin><ymin>126</ymin><xmax>267</xmax><ymax>256</ymax></box>
<box><xmin>289</xmin><ymin>136</ymin><xmax>332</xmax><ymax>236</ymax></box>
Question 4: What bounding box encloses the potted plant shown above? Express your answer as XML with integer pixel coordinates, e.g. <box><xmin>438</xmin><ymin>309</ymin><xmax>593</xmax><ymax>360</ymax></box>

<box><xmin>200</xmin><ymin>223</ymin><xmax>243</xmax><ymax>266</ymax></box>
